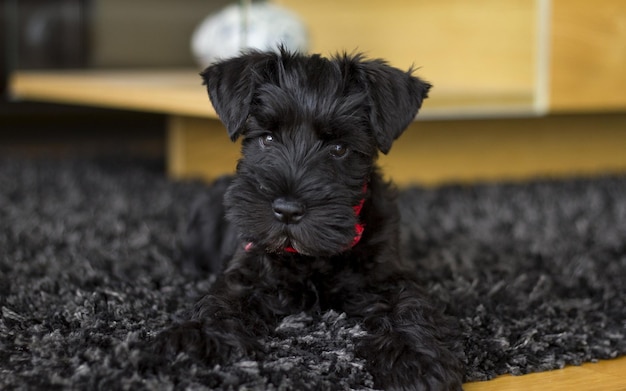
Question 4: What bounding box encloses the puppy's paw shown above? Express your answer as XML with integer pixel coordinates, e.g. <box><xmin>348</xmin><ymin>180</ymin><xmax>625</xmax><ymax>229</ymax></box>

<box><xmin>153</xmin><ymin>320</ymin><xmax>207</xmax><ymax>359</ymax></box>
<box><xmin>360</xmin><ymin>335</ymin><xmax>464</xmax><ymax>391</ymax></box>
<box><xmin>153</xmin><ymin>320</ymin><xmax>263</xmax><ymax>364</ymax></box>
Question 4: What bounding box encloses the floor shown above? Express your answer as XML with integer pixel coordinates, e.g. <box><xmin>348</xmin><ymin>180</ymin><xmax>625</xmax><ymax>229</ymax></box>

<box><xmin>464</xmin><ymin>356</ymin><xmax>626</xmax><ymax>391</ymax></box>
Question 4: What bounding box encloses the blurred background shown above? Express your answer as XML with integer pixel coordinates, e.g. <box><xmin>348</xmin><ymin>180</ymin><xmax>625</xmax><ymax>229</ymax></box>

<box><xmin>1</xmin><ymin>0</ymin><xmax>230</xmax><ymax>160</ymax></box>
<box><xmin>1</xmin><ymin>0</ymin><xmax>625</xmax><ymax>185</ymax></box>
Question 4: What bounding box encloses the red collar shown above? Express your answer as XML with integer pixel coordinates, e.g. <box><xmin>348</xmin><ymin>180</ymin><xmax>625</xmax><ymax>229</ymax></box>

<box><xmin>245</xmin><ymin>184</ymin><xmax>368</xmax><ymax>254</ymax></box>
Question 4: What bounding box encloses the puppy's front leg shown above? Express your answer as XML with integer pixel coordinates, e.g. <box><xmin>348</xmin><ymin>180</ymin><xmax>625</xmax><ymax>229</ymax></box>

<box><xmin>345</xmin><ymin>278</ymin><xmax>464</xmax><ymax>391</ymax></box>
<box><xmin>155</xmin><ymin>255</ymin><xmax>274</xmax><ymax>363</ymax></box>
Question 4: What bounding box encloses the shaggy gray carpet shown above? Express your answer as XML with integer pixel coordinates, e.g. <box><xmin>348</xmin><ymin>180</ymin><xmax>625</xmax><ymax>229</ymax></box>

<box><xmin>1</xmin><ymin>158</ymin><xmax>625</xmax><ymax>390</ymax></box>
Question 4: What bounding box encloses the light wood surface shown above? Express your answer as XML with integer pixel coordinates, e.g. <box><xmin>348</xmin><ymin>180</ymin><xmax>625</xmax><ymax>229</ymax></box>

<box><xmin>162</xmin><ymin>112</ymin><xmax>626</xmax><ymax>187</ymax></box>
<box><xmin>277</xmin><ymin>0</ymin><xmax>626</xmax><ymax>113</ymax></box>
<box><xmin>381</xmin><ymin>113</ymin><xmax>626</xmax><ymax>186</ymax></box>
<box><xmin>10</xmin><ymin>69</ymin><xmax>217</xmax><ymax>118</ymax></box>
<box><xmin>550</xmin><ymin>0</ymin><xmax>626</xmax><ymax>111</ymax></box>
<box><xmin>275</xmin><ymin>0</ymin><xmax>539</xmax><ymax>95</ymax></box>
<box><xmin>465</xmin><ymin>356</ymin><xmax>626</xmax><ymax>391</ymax></box>
<box><xmin>167</xmin><ymin>115</ymin><xmax>239</xmax><ymax>179</ymax></box>
<box><xmin>9</xmin><ymin>69</ymin><xmax>536</xmax><ymax>119</ymax></box>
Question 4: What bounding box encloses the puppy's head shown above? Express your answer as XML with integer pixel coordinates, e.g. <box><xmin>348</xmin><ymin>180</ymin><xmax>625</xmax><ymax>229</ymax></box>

<box><xmin>201</xmin><ymin>49</ymin><xmax>431</xmax><ymax>256</ymax></box>
<box><xmin>202</xmin><ymin>49</ymin><xmax>431</xmax><ymax>154</ymax></box>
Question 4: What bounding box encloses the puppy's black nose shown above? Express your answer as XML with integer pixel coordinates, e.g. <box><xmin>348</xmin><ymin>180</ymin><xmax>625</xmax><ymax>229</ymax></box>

<box><xmin>272</xmin><ymin>198</ymin><xmax>305</xmax><ymax>224</ymax></box>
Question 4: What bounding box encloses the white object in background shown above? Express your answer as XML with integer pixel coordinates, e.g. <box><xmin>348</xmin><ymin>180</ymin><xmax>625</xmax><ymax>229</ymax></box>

<box><xmin>191</xmin><ymin>2</ymin><xmax>309</xmax><ymax>68</ymax></box>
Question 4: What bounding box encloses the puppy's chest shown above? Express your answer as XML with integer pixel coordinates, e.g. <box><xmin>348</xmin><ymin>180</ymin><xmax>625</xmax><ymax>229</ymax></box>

<box><xmin>268</xmin><ymin>265</ymin><xmax>352</xmax><ymax>314</ymax></box>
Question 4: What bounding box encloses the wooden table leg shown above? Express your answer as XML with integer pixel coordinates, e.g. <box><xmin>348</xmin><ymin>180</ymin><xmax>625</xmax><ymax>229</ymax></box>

<box><xmin>166</xmin><ymin>115</ymin><xmax>240</xmax><ymax>181</ymax></box>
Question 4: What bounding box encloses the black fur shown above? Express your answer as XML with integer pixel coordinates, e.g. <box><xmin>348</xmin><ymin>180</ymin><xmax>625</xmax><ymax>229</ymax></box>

<box><xmin>157</xmin><ymin>49</ymin><xmax>464</xmax><ymax>390</ymax></box>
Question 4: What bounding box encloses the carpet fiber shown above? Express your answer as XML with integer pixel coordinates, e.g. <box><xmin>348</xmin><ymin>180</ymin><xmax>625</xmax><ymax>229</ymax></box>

<box><xmin>1</xmin><ymin>158</ymin><xmax>625</xmax><ymax>390</ymax></box>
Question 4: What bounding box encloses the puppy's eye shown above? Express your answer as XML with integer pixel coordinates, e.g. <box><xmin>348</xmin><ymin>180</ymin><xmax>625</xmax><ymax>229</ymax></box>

<box><xmin>259</xmin><ymin>134</ymin><xmax>275</xmax><ymax>148</ymax></box>
<box><xmin>329</xmin><ymin>143</ymin><xmax>348</xmax><ymax>158</ymax></box>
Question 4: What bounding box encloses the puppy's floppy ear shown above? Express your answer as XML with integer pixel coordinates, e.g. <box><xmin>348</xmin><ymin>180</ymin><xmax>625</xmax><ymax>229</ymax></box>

<box><xmin>200</xmin><ymin>51</ymin><xmax>277</xmax><ymax>141</ymax></box>
<box><xmin>352</xmin><ymin>57</ymin><xmax>432</xmax><ymax>154</ymax></box>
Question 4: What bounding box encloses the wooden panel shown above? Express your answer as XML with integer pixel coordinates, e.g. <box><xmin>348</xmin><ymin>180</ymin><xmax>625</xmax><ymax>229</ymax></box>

<box><xmin>550</xmin><ymin>0</ymin><xmax>626</xmax><ymax>111</ymax></box>
<box><xmin>165</xmin><ymin>113</ymin><xmax>626</xmax><ymax>186</ymax></box>
<box><xmin>382</xmin><ymin>113</ymin><xmax>626</xmax><ymax>186</ymax></box>
<box><xmin>275</xmin><ymin>0</ymin><xmax>537</xmax><ymax>94</ymax></box>
<box><xmin>167</xmin><ymin>115</ymin><xmax>239</xmax><ymax>179</ymax></box>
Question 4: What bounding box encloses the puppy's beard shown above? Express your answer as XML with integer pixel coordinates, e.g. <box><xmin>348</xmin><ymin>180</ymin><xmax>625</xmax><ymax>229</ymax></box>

<box><xmin>265</xmin><ymin>235</ymin><xmax>290</xmax><ymax>253</ymax></box>
<box><xmin>263</xmin><ymin>234</ymin><xmax>308</xmax><ymax>255</ymax></box>
<box><xmin>236</xmin><ymin>210</ymin><xmax>358</xmax><ymax>256</ymax></box>
<box><xmin>255</xmin><ymin>229</ymin><xmax>343</xmax><ymax>256</ymax></box>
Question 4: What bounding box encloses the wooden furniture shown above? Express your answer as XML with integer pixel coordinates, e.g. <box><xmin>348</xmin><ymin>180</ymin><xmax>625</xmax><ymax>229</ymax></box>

<box><xmin>10</xmin><ymin>69</ymin><xmax>626</xmax><ymax>186</ymax></box>
<box><xmin>10</xmin><ymin>0</ymin><xmax>626</xmax><ymax>185</ymax></box>
<box><xmin>276</xmin><ymin>0</ymin><xmax>546</xmax><ymax>113</ymax></box>
<box><xmin>276</xmin><ymin>0</ymin><xmax>626</xmax><ymax>112</ymax></box>
<box><xmin>550</xmin><ymin>0</ymin><xmax>626</xmax><ymax>112</ymax></box>
<box><xmin>9</xmin><ymin>67</ymin><xmax>532</xmax><ymax>184</ymax></box>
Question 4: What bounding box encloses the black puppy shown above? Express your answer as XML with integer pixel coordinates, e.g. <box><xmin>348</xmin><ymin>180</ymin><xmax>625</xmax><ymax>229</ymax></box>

<box><xmin>159</xmin><ymin>49</ymin><xmax>464</xmax><ymax>391</ymax></box>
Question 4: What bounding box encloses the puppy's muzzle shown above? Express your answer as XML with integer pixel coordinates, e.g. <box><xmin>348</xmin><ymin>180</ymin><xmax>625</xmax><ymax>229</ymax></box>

<box><xmin>272</xmin><ymin>198</ymin><xmax>305</xmax><ymax>224</ymax></box>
